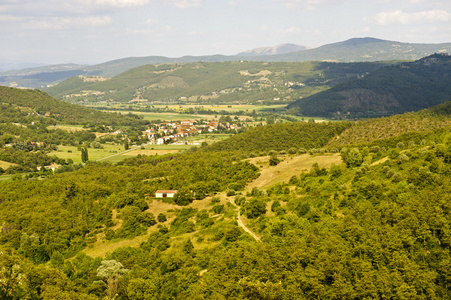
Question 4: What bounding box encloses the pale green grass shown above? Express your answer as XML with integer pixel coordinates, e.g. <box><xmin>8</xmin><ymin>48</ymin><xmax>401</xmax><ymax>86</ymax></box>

<box><xmin>246</xmin><ymin>154</ymin><xmax>342</xmax><ymax>191</ymax></box>
<box><xmin>109</xmin><ymin>111</ymin><xmax>215</xmax><ymax>122</ymax></box>
<box><xmin>51</xmin><ymin>143</ymin><xmax>194</xmax><ymax>163</ymax></box>
<box><xmin>0</xmin><ymin>160</ymin><xmax>16</xmax><ymax>169</ymax></box>
<box><xmin>47</xmin><ymin>125</ymin><xmax>87</xmax><ymax>132</ymax></box>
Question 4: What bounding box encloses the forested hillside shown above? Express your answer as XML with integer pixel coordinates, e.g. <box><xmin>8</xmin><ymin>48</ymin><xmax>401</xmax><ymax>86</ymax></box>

<box><xmin>328</xmin><ymin>101</ymin><xmax>451</xmax><ymax>147</ymax></box>
<box><xmin>287</xmin><ymin>53</ymin><xmax>451</xmax><ymax>118</ymax></box>
<box><xmin>1</xmin><ymin>119</ymin><xmax>451</xmax><ymax>298</ymax></box>
<box><xmin>46</xmin><ymin>61</ymin><xmax>387</xmax><ymax>105</ymax></box>
<box><xmin>203</xmin><ymin>121</ymin><xmax>352</xmax><ymax>153</ymax></box>
<box><xmin>0</xmin><ymin>86</ymin><xmax>147</xmax><ymax>126</ymax></box>
<box><xmin>1</xmin><ymin>85</ymin><xmax>451</xmax><ymax>298</ymax></box>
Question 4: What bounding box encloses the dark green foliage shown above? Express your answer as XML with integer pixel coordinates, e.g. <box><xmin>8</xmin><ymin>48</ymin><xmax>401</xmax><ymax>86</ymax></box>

<box><xmin>174</xmin><ymin>187</ymin><xmax>193</xmax><ymax>206</ymax></box>
<box><xmin>157</xmin><ymin>213</ymin><xmax>167</xmax><ymax>222</ymax></box>
<box><xmin>205</xmin><ymin>121</ymin><xmax>351</xmax><ymax>153</ymax></box>
<box><xmin>244</xmin><ymin>198</ymin><xmax>267</xmax><ymax>219</ymax></box>
<box><xmin>288</xmin><ymin>53</ymin><xmax>451</xmax><ymax>118</ymax></box>
<box><xmin>81</xmin><ymin>146</ymin><xmax>88</xmax><ymax>163</ymax></box>
<box><xmin>269</xmin><ymin>155</ymin><xmax>280</xmax><ymax>166</ymax></box>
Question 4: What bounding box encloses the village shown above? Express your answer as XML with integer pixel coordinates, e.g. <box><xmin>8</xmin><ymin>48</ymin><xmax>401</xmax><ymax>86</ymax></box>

<box><xmin>140</xmin><ymin>118</ymin><xmax>249</xmax><ymax>145</ymax></box>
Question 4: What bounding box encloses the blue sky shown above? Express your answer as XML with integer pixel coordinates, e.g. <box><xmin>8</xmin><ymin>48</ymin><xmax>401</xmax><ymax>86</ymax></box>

<box><xmin>1</xmin><ymin>0</ymin><xmax>451</xmax><ymax>66</ymax></box>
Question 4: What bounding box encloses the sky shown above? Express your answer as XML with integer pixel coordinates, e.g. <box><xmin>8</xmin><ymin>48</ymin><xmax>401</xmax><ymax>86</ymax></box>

<box><xmin>1</xmin><ymin>0</ymin><xmax>451</xmax><ymax>67</ymax></box>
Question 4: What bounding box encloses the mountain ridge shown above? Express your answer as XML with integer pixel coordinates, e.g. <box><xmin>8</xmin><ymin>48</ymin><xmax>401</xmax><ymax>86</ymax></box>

<box><xmin>286</xmin><ymin>53</ymin><xmax>451</xmax><ymax>118</ymax></box>
<box><xmin>236</xmin><ymin>43</ymin><xmax>309</xmax><ymax>56</ymax></box>
<box><xmin>2</xmin><ymin>37</ymin><xmax>451</xmax><ymax>89</ymax></box>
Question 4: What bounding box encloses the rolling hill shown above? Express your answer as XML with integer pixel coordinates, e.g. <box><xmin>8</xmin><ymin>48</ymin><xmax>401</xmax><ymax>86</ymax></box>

<box><xmin>2</xmin><ymin>37</ymin><xmax>451</xmax><ymax>89</ymax></box>
<box><xmin>287</xmin><ymin>53</ymin><xmax>451</xmax><ymax>118</ymax></box>
<box><xmin>0</xmin><ymin>86</ymin><xmax>147</xmax><ymax>126</ymax></box>
<box><xmin>46</xmin><ymin>60</ymin><xmax>388</xmax><ymax>104</ymax></box>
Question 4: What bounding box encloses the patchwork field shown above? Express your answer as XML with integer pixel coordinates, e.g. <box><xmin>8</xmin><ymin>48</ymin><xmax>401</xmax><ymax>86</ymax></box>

<box><xmin>51</xmin><ymin>143</ymin><xmax>193</xmax><ymax>163</ymax></box>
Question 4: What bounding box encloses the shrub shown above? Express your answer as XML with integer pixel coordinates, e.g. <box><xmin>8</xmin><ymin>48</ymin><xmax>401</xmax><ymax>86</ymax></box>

<box><xmin>211</xmin><ymin>196</ymin><xmax>221</xmax><ymax>203</ymax></box>
<box><xmin>288</xmin><ymin>148</ymin><xmax>297</xmax><ymax>155</ymax></box>
<box><xmin>269</xmin><ymin>156</ymin><xmax>280</xmax><ymax>166</ymax></box>
<box><xmin>298</xmin><ymin>148</ymin><xmax>307</xmax><ymax>154</ymax></box>
<box><xmin>234</xmin><ymin>195</ymin><xmax>246</xmax><ymax>206</ymax></box>
<box><xmin>226</xmin><ymin>188</ymin><xmax>236</xmax><ymax>196</ymax></box>
<box><xmin>398</xmin><ymin>153</ymin><xmax>409</xmax><ymax>164</ymax></box>
<box><xmin>157</xmin><ymin>213</ymin><xmax>167</xmax><ymax>222</ymax></box>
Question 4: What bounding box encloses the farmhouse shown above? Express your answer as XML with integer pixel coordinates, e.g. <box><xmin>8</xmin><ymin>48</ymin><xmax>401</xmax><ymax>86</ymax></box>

<box><xmin>155</xmin><ymin>190</ymin><xmax>178</xmax><ymax>198</ymax></box>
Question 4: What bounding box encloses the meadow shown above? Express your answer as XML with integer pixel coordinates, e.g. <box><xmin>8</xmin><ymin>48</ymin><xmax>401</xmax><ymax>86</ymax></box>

<box><xmin>51</xmin><ymin>143</ymin><xmax>193</xmax><ymax>163</ymax></box>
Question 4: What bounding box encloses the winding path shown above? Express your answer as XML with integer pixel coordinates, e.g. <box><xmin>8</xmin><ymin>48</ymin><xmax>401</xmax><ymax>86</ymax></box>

<box><xmin>229</xmin><ymin>197</ymin><xmax>262</xmax><ymax>243</ymax></box>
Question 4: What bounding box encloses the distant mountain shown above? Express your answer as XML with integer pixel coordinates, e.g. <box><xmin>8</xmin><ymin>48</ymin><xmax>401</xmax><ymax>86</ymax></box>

<box><xmin>0</xmin><ymin>64</ymin><xmax>88</xmax><ymax>89</ymax></box>
<box><xmin>286</xmin><ymin>53</ymin><xmax>451</xmax><ymax>118</ymax></box>
<box><xmin>2</xmin><ymin>37</ymin><xmax>451</xmax><ymax>89</ymax></box>
<box><xmin>272</xmin><ymin>37</ymin><xmax>451</xmax><ymax>62</ymax></box>
<box><xmin>236</xmin><ymin>43</ymin><xmax>309</xmax><ymax>56</ymax></box>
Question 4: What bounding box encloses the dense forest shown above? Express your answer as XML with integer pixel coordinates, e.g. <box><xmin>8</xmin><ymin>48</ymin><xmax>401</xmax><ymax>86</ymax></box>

<box><xmin>1</xmin><ymin>98</ymin><xmax>451</xmax><ymax>298</ymax></box>
<box><xmin>203</xmin><ymin>121</ymin><xmax>352</xmax><ymax>153</ymax></box>
<box><xmin>287</xmin><ymin>53</ymin><xmax>451</xmax><ymax>118</ymax></box>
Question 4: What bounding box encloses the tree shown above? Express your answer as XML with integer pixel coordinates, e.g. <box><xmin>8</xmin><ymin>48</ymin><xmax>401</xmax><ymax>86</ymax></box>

<box><xmin>342</xmin><ymin>147</ymin><xmax>363</xmax><ymax>168</ymax></box>
<box><xmin>269</xmin><ymin>155</ymin><xmax>280</xmax><ymax>166</ymax></box>
<box><xmin>174</xmin><ymin>187</ymin><xmax>193</xmax><ymax>206</ymax></box>
<box><xmin>81</xmin><ymin>147</ymin><xmax>88</xmax><ymax>163</ymax></box>
<box><xmin>124</xmin><ymin>139</ymin><xmax>129</xmax><ymax>151</ymax></box>
<box><xmin>244</xmin><ymin>198</ymin><xmax>267</xmax><ymax>219</ymax></box>
<box><xmin>97</xmin><ymin>260</ymin><xmax>128</xmax><ymax>300</ymax></box>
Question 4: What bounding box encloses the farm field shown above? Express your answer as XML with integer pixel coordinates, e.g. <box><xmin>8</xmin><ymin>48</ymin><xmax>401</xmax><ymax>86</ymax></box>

<box><xmin>51</xmin><ymin>143</ymin><xmax>193</xmax><ymax>163</ymax></box>
<box><xmin>112</xmin><ymin>111</ymin><xmax>215</xmax><ymax>121</ymax></box>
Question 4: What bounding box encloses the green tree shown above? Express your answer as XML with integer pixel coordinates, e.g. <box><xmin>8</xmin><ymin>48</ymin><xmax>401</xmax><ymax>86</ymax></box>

<box><xmin>97</xmin><ymin>260</ymin><xmax>128</xmax><ymax>300</ymax></box>
<box><xmin>81</xmin><ymin>147</ymin><xmax>88</xmax><ymax>163</ymax></box>
<box><xmin>174</xmin><ymin>187</ymin><xmax>193</xmax><ymax>206</ymax></box>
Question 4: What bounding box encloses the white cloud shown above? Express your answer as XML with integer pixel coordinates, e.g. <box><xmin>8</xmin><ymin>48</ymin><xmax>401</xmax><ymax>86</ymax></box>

<box><xmin>82</xmin><ymin>0</ymin><xmax>151</xmax><ymax>8</ymax></box>
<box><xmin>188</xmin><ymin>31</ymin><xmax>203</xmax><ymax>36</ymax></box>
<box><xmin>35</xmin><ymin>15</ymin><xmax>112</xmax><ymax>29</ymax></box>
<box><xmin>171</xmin><ymin>0</ymin><xmax>202</xmax><ymax>9</ymax></box>
<box><xmin>0</xmin><ymin>15</ymin><xmax>22</xmax><ymax>21</ymax></box>
<box><xmin>365</xmin><ymin>9</ymin><xmax>451</xmax><ymax>25</ymax></box>
<box><xmin>276</xmin><ymin>0</ymin><xmax>344</xmax><ymax>9</ymax></box>
<box><xmin>127</xmin><ymin>28</ymin><xmax>153</xmax><ymax>34</ymax></box>
<box><xmin>145</xmin><ymin>18</ymin><xmax>158</xmax><ymax>24</ymax></box>
<box><xmin>282</xmin><ymin>26</ymin><xmax>302</xmax><ymax>33</ymax></box>
<box><xmin>163</xmin><ymin>25</ymin><xmax>172</xmax><ymax>31</ymax></box>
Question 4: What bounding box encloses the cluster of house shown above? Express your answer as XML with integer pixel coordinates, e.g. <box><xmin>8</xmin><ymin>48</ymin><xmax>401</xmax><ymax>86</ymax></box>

<box><xmin>142</xmin><ymin>120</ymin><xmax>243</xmax><ymax>144</ymax></box>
